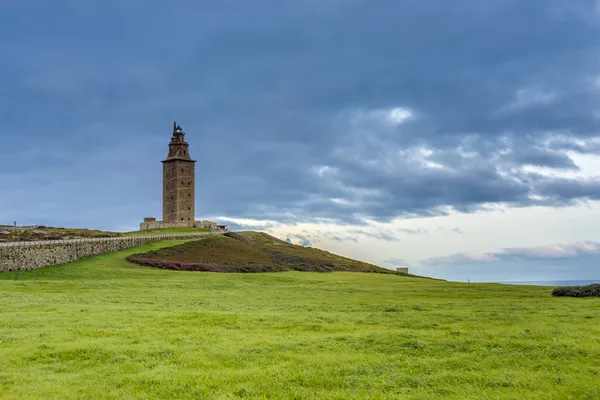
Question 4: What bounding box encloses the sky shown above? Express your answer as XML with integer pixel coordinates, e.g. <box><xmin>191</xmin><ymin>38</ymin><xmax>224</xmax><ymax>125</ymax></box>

<box><xmin>2</xmin><ymin>0</ymin><xmax>600</xmax><ymax>282</ymax></box>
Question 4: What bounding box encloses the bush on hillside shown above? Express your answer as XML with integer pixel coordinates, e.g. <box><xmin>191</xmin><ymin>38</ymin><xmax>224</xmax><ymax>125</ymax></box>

<box><xmin>552</xmin><ymin>283</ymin><xmax>600</xmax><ymax>297</ymax></box>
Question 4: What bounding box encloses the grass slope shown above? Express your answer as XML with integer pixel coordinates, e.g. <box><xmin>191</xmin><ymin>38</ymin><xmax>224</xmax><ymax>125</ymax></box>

<box><xmin>0</xmin><ymin>226</ymin><xmax>210</xmax><ymax>242</ymax></box>
<box><xmin>126</xmin><ymin>231</ymin><xmax>405</xmax><ymax>274</ymax></box>
<box><xmin>0</xmin><ymin>241</ymin><xmax>599</xmax><ymax>399</ymax></box>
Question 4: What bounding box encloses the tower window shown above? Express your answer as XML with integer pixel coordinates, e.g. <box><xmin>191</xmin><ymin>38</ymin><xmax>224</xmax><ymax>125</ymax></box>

<box><xmin>181</xmin><ymin>218</ymin><xmax>184</xmax><ymax>221</ymax></box>
<box><xmin>181</xmin><ymin>169</ymin><xmax>184</xmax><ymax>173</ymax></box>
<box><xmin>188</xmin><ymin>207</ymin><xmax>191</xmax><ymax>210</ymax></box>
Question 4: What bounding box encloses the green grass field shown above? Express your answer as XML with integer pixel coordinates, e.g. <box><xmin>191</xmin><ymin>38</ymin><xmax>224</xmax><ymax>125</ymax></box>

<box><xmin>1</xmin><ymin>240</ymin><xmax>599</xmax><ymax>399</ymax></box>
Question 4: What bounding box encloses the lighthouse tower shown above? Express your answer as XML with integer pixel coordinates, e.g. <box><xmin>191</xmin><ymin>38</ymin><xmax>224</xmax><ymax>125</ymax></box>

<box><xmin>161</xmin><ymin>122</ymin><xmax>197</xmax><ymax>223</ymax></box>
<box><xmin>139</xmin><ymin>122</ymin><xmax>222</xmax><ymax>231</ymax></box>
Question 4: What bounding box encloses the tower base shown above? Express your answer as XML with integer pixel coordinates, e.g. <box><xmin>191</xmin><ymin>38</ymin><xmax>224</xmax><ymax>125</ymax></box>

<box><xmin>139</xmin><ymin>218</ymin><xmax>219</xmax><ymax>231</ymax></box>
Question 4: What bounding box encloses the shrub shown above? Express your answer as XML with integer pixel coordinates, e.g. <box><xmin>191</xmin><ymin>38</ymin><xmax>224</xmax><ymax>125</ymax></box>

<box><xmin>552</xmin><ymin>283</ymin><xmax>600</xmax><ymax>297</ymax></box>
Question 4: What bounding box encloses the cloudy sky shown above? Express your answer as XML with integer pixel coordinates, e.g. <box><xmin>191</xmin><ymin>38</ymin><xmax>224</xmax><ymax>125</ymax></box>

<box><xmin>2</xmin><ymin>1</ymin><xmax>600</xmax><ymax>282</ymax></box>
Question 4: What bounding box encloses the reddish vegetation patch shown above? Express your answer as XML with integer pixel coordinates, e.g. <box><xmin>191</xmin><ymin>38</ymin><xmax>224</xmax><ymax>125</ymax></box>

<box><xmin>126</xmin><ymin>258</ymin><xmax>285</xmax><ymax>273</ymax></box>
<box><xmin>130</xmin><ymin>235</ymin><xmax>272</xmax><ymax>266</ymax></box>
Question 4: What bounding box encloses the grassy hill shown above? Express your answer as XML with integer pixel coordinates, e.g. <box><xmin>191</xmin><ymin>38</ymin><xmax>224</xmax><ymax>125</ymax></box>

<box><xmin>0</xmin><ymin>240</ymin><xmax>599</xmax><ymax>399</ymax></box>
<box><xmin>126</xmin><ymin>231</ymin><xmax>407</xmax><ymax>274</ymax></box>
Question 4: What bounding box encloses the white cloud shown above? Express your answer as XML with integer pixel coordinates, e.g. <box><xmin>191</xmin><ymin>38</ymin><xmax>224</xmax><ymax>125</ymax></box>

<box><xmin>426</xmin><ymin>252</ymin><xmax>501</xmax><ymax>264</ymax></box>
<box><xmin>503</xmin><ymin>241</ymin><xmax>600</xmax><ymax>259</ymax></box>
<box><xmin>421</xmin><ymin>240</ymin><xmax>600</xmax><ymax>269</ymax></box>
<box><xmin>329</xmin><ymin>197</ymin><xmax>359</xmax><ymax>206</ymax></box>
<box><xmin>313</xmin><ymin>165</ymin><xmax>338</xmax><ymax>178</ymax></box>
<box><xmin>386</xmin><ymin>107</ymin><xmax>413</xmax><ymax>125</ymax></box>
<box><xmin>383</xmin><ymin>258</ymin><xmax>411</xmax><ymax>268</ymax></box>
<box><xmin>499</xmin><ymin>87</ymin><xmax>559</xmax><ymax>112</ymax></box>
<box><xmin>249</xmin><ymin>199</ymin><xmax>600</xmax><ymax>279</ymax></box>
<box><xmin>211</xmin><ymin>216</ymin><xmax>284</xmax><ymax>230</ymax></box>
<box><xmin>346</xmin><ymin>106</ymin><xmax>414</xmax><ymax>127</ymax></box>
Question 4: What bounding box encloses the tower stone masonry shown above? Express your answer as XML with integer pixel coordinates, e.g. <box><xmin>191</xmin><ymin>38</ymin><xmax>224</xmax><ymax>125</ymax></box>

<box><xmin>139</xmin><ymin>122</ymin><xmax>225</xmax><ymax>231</ymax></box>
<box><xmin>162</xmin><ymin>122</ymin><xmax>196</xmax><ymax>223</ymax></box>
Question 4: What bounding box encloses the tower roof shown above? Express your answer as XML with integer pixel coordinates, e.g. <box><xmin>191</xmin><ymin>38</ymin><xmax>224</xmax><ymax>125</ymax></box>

<box><xmin>173</xmin><ymin>121</ymin><xmax>183</xmax><ymax>134</ymax></box>
<box><xmin>164</xmin><ymin>120</ymin><xmax>195</xmax><ymax>163</ymax></box>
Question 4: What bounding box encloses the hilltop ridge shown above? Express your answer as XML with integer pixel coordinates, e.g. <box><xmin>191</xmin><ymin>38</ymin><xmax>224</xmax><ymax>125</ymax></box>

<box><xmin>126</xmin><ymin>231</ymin><xmax>413</xmax><ymax>275</ymax></box>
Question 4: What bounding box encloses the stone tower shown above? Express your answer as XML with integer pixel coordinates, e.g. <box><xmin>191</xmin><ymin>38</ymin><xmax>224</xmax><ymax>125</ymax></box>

<box><xmin>162</xmin><ymin>122</ymin><xmax>196</xmax><ymax>223</ymax></box>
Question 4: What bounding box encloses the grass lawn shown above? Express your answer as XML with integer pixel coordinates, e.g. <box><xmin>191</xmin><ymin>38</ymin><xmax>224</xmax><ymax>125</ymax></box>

<box><xmin>1</xmin><ymin>240</ymin><xmax>599</xmax><ymax>399</ymax></box>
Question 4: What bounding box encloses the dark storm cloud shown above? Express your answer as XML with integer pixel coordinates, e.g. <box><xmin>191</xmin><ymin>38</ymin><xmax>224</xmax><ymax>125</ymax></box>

<box><xmin>533</xmin><ymin>176</ymin><xmax>600</xmax><ymax>202</ymax></box>
<box><xmin>2</xmin><ymin>1</ymin><xmax>600</xmax><ymax>228</ymax></box>
<box><xmin>510</xmin><ymin>147</ymin><xmax>579</xmax><ymax>170</ymax></box>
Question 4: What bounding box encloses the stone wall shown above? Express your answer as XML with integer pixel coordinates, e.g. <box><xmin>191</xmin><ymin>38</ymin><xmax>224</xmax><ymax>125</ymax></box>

<box><xmin>139</xmin><ymin>220</ymin><xmax>218</xmax><ymax>231</ymax></box>
<box><xmin>162</xmin><ymin>159</ymin><xmax>196</xmax><ymax>223</ymax></box>
<box><xmin>0</xmin><ymin>232</ymin><xmax>221</xmax><ymax>272</ymax></box>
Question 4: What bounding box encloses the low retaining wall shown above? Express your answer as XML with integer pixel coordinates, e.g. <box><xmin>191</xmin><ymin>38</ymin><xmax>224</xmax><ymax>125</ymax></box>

<box><xmin>0</xmin><ymin>232</ymin><xmax>221</xmax><ymax>272</ymax></box>
<box><xmin>139</xmin><ymin>220</ymin><xmax>217</xmax><ymax>231</ymax></box>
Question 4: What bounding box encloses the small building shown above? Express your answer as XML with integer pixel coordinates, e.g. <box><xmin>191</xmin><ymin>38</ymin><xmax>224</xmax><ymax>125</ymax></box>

<box><xmin>396</xmin><ymin>267</ymin><xmax>409</xmax><ymax>274</ymax></box>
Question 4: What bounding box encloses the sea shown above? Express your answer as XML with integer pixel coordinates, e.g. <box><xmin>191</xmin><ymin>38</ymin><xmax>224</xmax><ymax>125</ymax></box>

<box><xmin>498</xmin><ymin>280</ymin><xmax>600</xmax><ymax>287</ymax></box>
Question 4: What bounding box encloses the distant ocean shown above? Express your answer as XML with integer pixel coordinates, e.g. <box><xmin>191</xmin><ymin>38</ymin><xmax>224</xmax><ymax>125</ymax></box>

<box><xmin>499</xmin><ymin>280</ymin><xmax>600</xmax><ymax>287</ymax></box>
